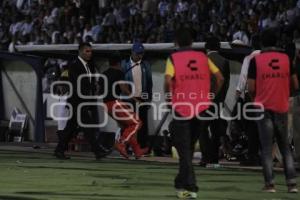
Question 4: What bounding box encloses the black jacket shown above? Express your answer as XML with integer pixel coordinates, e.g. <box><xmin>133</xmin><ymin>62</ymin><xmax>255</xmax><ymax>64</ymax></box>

<box><xmin>68</xmin><ymin>58</ymin><xmax>97</xmax><ymax>108</ymax></box>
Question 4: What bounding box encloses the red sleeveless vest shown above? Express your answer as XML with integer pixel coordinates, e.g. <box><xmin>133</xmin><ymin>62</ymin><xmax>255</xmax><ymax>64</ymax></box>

<box><xmin>254</xmin><ymin>52</ymin><xmax>290</xmax><ymax>113</ymax></box>
<box><xmin>171</xmin><ymin>50</ymin><xmax>211</xmax><ymax>117</ymax></box>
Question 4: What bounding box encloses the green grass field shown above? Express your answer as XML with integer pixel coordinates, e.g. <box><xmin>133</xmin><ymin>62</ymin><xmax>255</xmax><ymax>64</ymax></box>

<box><xmin>0</xmin><ymin>150</ymin><xmax>299</xmax><ymax>200</ymax></box>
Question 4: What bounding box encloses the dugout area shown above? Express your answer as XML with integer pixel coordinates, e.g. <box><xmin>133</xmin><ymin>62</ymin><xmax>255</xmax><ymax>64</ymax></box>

<box><xmin>0</xmin><ymin>51</ymin><xmax>45</xmax><ymax>142</ymax></box>
<box><xmin>0</xmin><ymin>43</ymin><xmax>251</xmax><ymax>143</ymax></box>
<box><xmin>0</xmin><ymin>43</ymin><xmax>299</xmax><ymax>163</ymax></box>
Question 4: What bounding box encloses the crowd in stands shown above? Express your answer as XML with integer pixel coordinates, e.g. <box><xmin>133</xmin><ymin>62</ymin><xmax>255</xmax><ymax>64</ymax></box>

<box><xmin>1</xmin><ymin>0</ymin><xmax>300</xmax><ymax>51</ymax></box>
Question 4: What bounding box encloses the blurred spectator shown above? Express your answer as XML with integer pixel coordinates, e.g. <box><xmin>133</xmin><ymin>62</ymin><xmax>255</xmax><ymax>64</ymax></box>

<box><xmin>142</xmin><ymin>0</ymin><xmax>156</xmax><ymax>18</ymax></box>
<box><xmin>0</xmin><ymin>0</ymin><xmax>300</xmax><ymax>50</ymax></box>
<box><xmin>175</xmin><ymin>0</ymin><xmax>188</xmax><ymax>15</ymax></box>
<box><xmin>265</xmin><ymin>11</ymin><xmax>279</xmax><ymax>28</ymax></box>
<box><xmin>91</xmin><ymin>16</ymin><xmax>103</xmax><ymax>42</ymax></box>
<box><xmin>20</xmin><ymin>15</ymin><xmax>33</xmax><ymax>36</ymax></box>
<box><xmin>102</xmin><ymin>7</ymin><xmax>116</xmax><ymax>27</ymax></box>
<box><xmin>158</xmin><ymin>0</ymin><xmax>169</xmax><ymax>17</ymax></box>
<box><xmin>9</xmin><ymin>15</ymin><xmax>23</xmax><ymax>37</ymax></box>
<box><xmin>188</xmin><ymin>0</ymin><xmax>199</xmax><ymax>22</ymax></box>
<box><xmin>82</xmin><ymin>23</ymin><xmax>93</xmax><ymax>42</ymax></box>
<box><xmin>16</xmin><ymin>0</ymin><xmax>32</xmax><ymax>15</ymax></box>
<box><xmin>232</xmin><ymin>23</ymin><xmax>250</xmax><ymax>45</ymax></box>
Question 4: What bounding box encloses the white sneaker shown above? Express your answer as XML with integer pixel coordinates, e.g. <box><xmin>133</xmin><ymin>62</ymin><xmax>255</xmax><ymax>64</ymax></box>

<box><xmin>176</xmin><ymin>190</ymin><xmax>197</xmax><ymax>199</ymax></box>
<box><xmin>288</xmin><ymin>185</ymin><xmax>298</xmax><ymax>193</ymax></box>
<box><xmin>262</xmin><ymin>184</ymin><xmax>276</xmax><ymax>193</ymax></box>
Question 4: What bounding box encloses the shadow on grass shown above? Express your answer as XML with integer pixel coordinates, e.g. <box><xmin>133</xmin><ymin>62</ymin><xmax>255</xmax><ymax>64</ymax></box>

<box><xmin>204</xmin><ymin>179</ymin><xmax>237</xmax><ymax>183</ymax></box>
<box><xmin>17</xmin><ymin>191</ymin><xmax>107</xmax><ymax>197</ymax></box>
<box><xmin>19</xmin><ymin>165</ymin><xmax>103</xmax><ymax>171</ymax></box>
<box><xmin>0</xmin><ymin>156</ymin><xmax>42</xmax><ymax>160</ymax></box>
<box><xmin>200</xmin><ymin>172</ymin><xmax>258</xmax><ymax>177</ymax></box>
<box><xmin>203</xmin><ymin>196</ymin><xmax>297</xmax><ymax>200</ymax></box>
<box><xmin>90</xmin><ymin>174</ymin><xmax>130</xmax><ymax>180</ymax></box>
<box><xmin>203</xmin><ymin>186</ymin><xmax>244</xmax><ymax>192</ymax></box>
<box><xmin>20</xmin><ymin>165</ymin><xmax>172</xmax><ymax>175</ymax></box>
<box><xmin>200</xmin><ymin>198</ymin><xmax>240</xmax><ymax>200</ymax></box>
<box><xmin>0</xmin><ymin>195</ymin><xmax>47</xmax><ymax>200</ymax></box>
<box><xmin>100</xmin><ymin>181</ymin><xmax>170</xmax><ymax>188</ymax></box>
<box><xmin>16</xmin><ymin>192</ymin><xmax>168</xmax><ymax>199</ymax></box>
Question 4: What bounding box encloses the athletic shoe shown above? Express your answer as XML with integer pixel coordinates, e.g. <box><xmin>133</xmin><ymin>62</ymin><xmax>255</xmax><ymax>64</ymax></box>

<box><xmin>95</xmin><ymin>151</ymin><xmax>110</xmax><ymax>160</ymax></box>
<box><xmin>134</xmin><ymin>147</ymin><xmax>149</xmax><ymax>159</ymax></box>
<box><xmin>176</xmin><ymin>190</ymin><xmax>197</xmax><ymax>199</ymax></box>
<box><xmin>128</xmin><ymin>137</ymin><xmax>149</xmax><ymax>159</ymax></box>
<box><xmin>262</xmin><ymin>184</ymin><xmax>276</xmax><ymax>193</ymax></box>
<box><xmin>115</xmin><ymin>142</ymin><xmax>129</xmax><ymax>159</ymax></box>
<box><xmin>288</xmin><ymin>184</ymin><xmax>298</xmax><ymax>193</ymax></box>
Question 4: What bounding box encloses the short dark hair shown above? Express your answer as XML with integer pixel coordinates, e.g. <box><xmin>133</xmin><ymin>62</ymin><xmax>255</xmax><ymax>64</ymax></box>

<box><xmin>260</xmin><ymin>29</ymin><xmax>277</xmax><ymax>47</ymax></box>
<box><xmin>205</xmin><ymin>35</ymin><xmax>220</xmax><ymax>51</ymax></box>
<box><xmin>175</xmin><ymin>27</ymin><xmax>193</xmax><ymax>47</ymax></box>
<box><xmin>108</xmin><ymin>52</ymin><xmax>121</xmax><ymax>66</ymax></box>
<box><xmin>78</xmin><ymin>42</ymin><xmax>92</xmax><ymax>51</ymax></box>
<box><xmin>251</xmin><ymin>34</ymin><xmax>261</xmax><ymax>50</ymax></box>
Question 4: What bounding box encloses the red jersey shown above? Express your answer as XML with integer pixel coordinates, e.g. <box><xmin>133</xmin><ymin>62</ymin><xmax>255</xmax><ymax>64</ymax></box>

<box><xmin>171</xmin><ymin>50</ymin><xmax>211</xmax><ymax>117</ymax></box>
<box><xmin>249</xmin><ymin>51</ymin><xmax>291</xmax><ymax>113</ymax></box>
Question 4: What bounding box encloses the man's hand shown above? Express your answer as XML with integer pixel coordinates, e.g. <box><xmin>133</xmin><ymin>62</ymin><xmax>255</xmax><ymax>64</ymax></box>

<box><xmin>247</xmin><ymin>79</ymin><xmax>255</xmax><ymax>101</ymax></box>
<box><xmin>212</xmin><ymin>71</ymin><xmax>224</xmax><ymax>95</ymax></box>
<box><xmin>133</xmin><ymin>97</ymin><xmax>142</xmax><ymax>104</ymax></box>
<box><xmin>236</xmin><ymin>90</ymin><xmax>242</xmax><ymax>99</ymax></box>
<box><xmin>164</xmin><ymin>75</ymin><xmax>172</xmax><ymax>101</ymax></box>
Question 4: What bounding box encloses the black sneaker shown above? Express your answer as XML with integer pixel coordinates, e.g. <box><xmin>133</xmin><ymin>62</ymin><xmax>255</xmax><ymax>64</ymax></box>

<box><xmin>95</xmin><ymin>148</ymin><xmax>112</xmax><ymax>160</ymax></box>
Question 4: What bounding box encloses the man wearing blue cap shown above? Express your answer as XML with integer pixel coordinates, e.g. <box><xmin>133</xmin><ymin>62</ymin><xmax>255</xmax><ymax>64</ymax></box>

<box><xmin>121</xmin><ymin>42</ymin><xmax>153</xmax><ymax>151</ymax></box>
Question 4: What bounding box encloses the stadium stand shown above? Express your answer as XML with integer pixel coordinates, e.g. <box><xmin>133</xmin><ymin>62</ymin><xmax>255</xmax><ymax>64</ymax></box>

<box><xmin>0</xmin><ymin>0</ymin><xmax>300</xmax><ymax>51</ymax></box>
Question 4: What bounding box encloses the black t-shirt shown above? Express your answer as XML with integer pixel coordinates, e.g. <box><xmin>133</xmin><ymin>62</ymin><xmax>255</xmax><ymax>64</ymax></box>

<box><xmin>208</xmin><ymin>52</ymin><xmax>230</xmax><ymax>103</ymax></box>
<box><xmin>100</xmin><ymin>68</ymin><xmax>125</xmax><ymax>102</ymax></box>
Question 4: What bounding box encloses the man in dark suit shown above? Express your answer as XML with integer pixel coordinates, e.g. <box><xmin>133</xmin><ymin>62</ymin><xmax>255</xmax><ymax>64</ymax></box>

<box><xmin>54</xmin><ymin>42</ymin><xmax>109</xmax><ymax>159</ymax></box>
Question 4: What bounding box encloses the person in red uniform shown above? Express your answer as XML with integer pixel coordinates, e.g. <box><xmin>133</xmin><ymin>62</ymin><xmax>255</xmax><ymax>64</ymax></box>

<box><xmin>247</xmin><ymin>29</ymin><xmax>299</xmax><ymax>193</ymax></box>
<box><xmin>100</xmin><ymin>53</ymin><xmax>148</xmax><ymax>159</ymax></box>
<box><xmin>164</xmin><ymin>28</ymin><xmax>224</xmax><ymax>199</ymax></box>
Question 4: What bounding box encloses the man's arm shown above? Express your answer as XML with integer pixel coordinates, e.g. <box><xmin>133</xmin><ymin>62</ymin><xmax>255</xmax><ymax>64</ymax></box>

<box><xmin>119</xmin><ymin>82</ymin><xmax>141</xmax><ymax>103</ymax></box>
<box><xmin>223</xmin><ymin>60</ymin><xmax>231</xmax><ymax>93</ymax></box>
<box><xmin>164</xmin><ymin>74</ymin><xmax>173</xmax><ymax>105</ymax></box>
<box><xmin>247</xmin><ymin>79</ymin><xmax>256</xmax><ymax>100</ymax></box>
<box><xmin>97</xmin><ymin>71</ymin><xmax>107</xmax><ymax>96</ymax></box>
<box><xmin>164</xmin><ymin>75</ymin><xmax>172</xmax><ymax>95</ymax></box>
<box><xmin>212</xmin><ymin>71</ymin><xmax>224</xmax><ymax>95</ymax></box>
<box><xmin>291</xmin><ymin>75</ymin><xmax>299</xmax><ymax>92</ymax></box>
<box><xmin>164</xmin><ymin>58</ymin><xmax>174</xmax><ymax>102</ymax></box>
<box><xmin>236</xmin><ymin>55</ymin><xmax>250</xmax><ymax>97</ymax></box>
<box><xmin>68</xmin><ymin>61</ymin><xmax>80</xmax><ymax>105</ymax></box>
<box><xmin>120</xmin><ymin>59</ymin><xmax>127</xmax><ymax>74</ymax></box>
<box><xmin>208</xmin><ymin>59</ymin><xmax>224</xmax><ymax>95</ymax></box>
<box><xmin>145</xmin><ymin>61</ymin><xmax>153</xmax><ymax>102</ymax></box>
<box><xmin>246</xmin><ymin>58</ymin><xmax>257</xmax><ymax>101</ymax></box>
<box><xmin>290</xmin><ymin>63</ymin><xmax>299</xmax><ymax>93</ymax></box>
